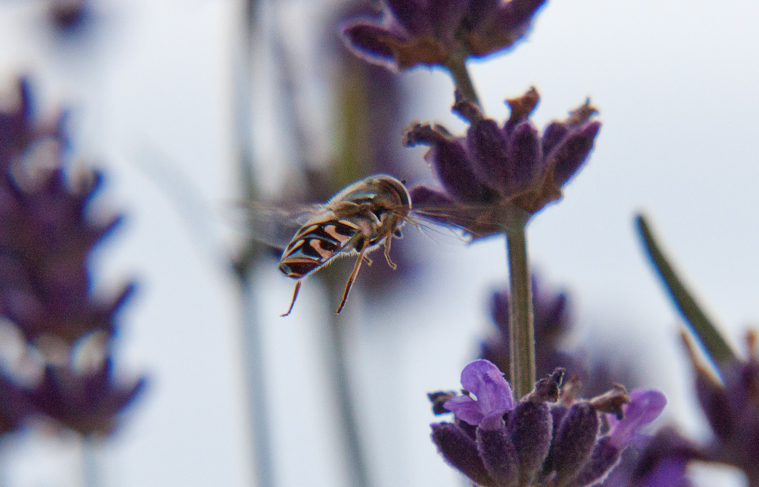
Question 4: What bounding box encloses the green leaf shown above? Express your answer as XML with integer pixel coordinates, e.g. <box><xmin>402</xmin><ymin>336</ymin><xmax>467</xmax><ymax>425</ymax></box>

<box><xmin>636</xmin><ymin>214</ymin><xmax>736</xmax><ymax>373</ymax></box>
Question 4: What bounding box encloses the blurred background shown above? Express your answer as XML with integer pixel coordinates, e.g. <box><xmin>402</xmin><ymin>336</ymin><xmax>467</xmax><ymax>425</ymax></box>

<box><xmin>0</xmin><ymin>0</ymin><xmax>757</xmax><ymax>486</ymax></box>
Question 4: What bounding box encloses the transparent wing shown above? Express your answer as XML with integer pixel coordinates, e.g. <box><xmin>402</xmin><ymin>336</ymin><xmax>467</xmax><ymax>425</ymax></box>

<box><xmin>229</xmin><ymin>201</ymin><xmax>325</xmax><ymax>250</ymax></box>
<box><xmin>410</xmin><ymin>202</ymin><xmax>530</xmax><ymax>240</ymax></box>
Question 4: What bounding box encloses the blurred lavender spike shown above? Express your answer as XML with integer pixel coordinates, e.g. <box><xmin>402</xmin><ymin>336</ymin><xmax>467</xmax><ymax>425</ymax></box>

<box><xmin>635</xmin><ymin>214</ymin><xmax>736</xmax><ymax>374</ymax></box>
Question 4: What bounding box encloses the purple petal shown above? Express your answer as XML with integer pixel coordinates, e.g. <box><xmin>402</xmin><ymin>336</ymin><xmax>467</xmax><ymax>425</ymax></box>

<box><xmin>385</xmin><ymin>0</ymin><xmax>433</xmax><ymax>35</ymax></box>
<box><xmin>492</xmin><ymin>0</ymin><xmax>547</xmax><ymax>32</ymax></box>
<box><xmin>429</xmin><ymin>0</ymin><xmax>471</xmax><ymax>42</ymax></box>
<box><xmin>342</xmin><ymin>21</ymin><xmax>404</xmax><ymax>69</ymax></box>
<box><xmin>505</xmin><ymin>121</ymin><xmax>542</xmax><ymax>194</ymax></box>
<box><xmin>466</xmin><ymin>0</ymin><xmax>500</xmax><ymax>29</ymax></box>
<box><xmin>405</xmin><ymin>124</ymin><xmax>498</xmax><ymax>203</ymax></box>
<box><xmin>444</xmin><ymin>395</ymin><xmax>485</xmax><ymax>425</ymax></box>
<box><xmin>541</xmin><ymin>122</ymin><xmax>569</xmax><ymax>160</ymax></box>
<box><xmin>550</xmin><ymin>121</ymin><xmax>601</xmax><ymax>187</ymax></box>
<box><xmin>460</xmin><ymin>359</ymin><xmax>515</xmax><ymax>415</ymax></box>
<box><xmin>609</xmin><ymin>389</ymin><xmax>667</xmax><ymax>449</ymax></box>
<box><xmin>466</xmin><ymin>118</ymin><xmax>511</xmax><ymax>193</ymax></box>
<box><xmin>639</xmin><ymin>457</ymin><xmax>690</xmax><ymax>487</ymax></box>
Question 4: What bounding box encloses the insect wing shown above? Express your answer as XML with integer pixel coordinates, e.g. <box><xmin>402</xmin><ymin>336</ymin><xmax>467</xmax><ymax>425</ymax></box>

<box><xmin>233</xmin><ymin>202</ymin><xmax>327</xmax><ymax>250</ymax></box>
<box><xmin>411</xmin><ymin>201</ymin><xmax>530</xmax><ymax>240</ymax></box>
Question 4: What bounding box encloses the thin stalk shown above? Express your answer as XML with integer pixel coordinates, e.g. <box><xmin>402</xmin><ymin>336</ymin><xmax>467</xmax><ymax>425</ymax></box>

<box><xmin>238</xmin><ymin>274</ymin><xmax>276</xmax><ymax>487</ymax></box>
<box><xmin>445</xmin><ymin>53</ymin><xmax>480</xmax><ymax>108</ymax></box>
<box><xmin>324</xmin><ymin>275</ymin><xmax>372</xmax><ymax>487</ymax></box>
<box><xmin>80</xmin><ymin>436</ymin><xmax>99</xmax><ymax>487</ymax></box>
<box><xmin>506</xmin><ymin>223</ymin><xmax>535</xmax><ymax>400</ymax></box>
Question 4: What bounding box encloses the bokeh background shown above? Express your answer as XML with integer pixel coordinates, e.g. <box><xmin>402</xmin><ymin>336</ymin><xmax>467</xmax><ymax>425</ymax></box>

<box><xmin>0</xmin><ymin>0</ymin><xmax>757</xmax><ymax>486</ymax></box>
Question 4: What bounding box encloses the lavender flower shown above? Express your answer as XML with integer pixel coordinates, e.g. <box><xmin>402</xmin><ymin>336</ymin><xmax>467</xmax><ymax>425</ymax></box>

<box><xmin>681</xmin><ymin>331</ymin><xmax>759</xmax><ymax>483</ymax></box>
<box><xmin>406</xmin><ymin>88</ymin><xmax>601</xmax><ymax>237</ymax></box>
<box><xmin>0</xmin><ymin>373</ymin><xmax>37</xmax><ymax>435</ymax></box>
<box><xmin>342</xmin><ymin>0</ymin><xmax>547</xmax><ymax>71</ymax></box>
<box><xmin>0</xmin><ymin>78</ymin><xmax>145</xmax><ymax>436</ymax></box>
<box><xmin>430</xmin><ymin>360</ymin><xmax>666</xmax><ymax>487</ymax></box>
<box><xmin>27</xmin><ymin>358</ymin><xmax>145</xmax><ymax>435</ymax></box>
<box><xmin>50</xmin><ymin>0</ymin><xmax>89</xmax><ymax>31</ymax></box>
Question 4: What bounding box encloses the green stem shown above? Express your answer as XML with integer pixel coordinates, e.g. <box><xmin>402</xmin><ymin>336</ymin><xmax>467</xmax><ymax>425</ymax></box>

<box><xmin>445</xmin><ymin>53</ymin><xmax>481</xmax><ymax>108</ymax></box>
<box><xmin>636</xmin><ymin>214</ymin><xmax>736</xmax><ymax>374</ymax></box>
<box><xmin>507</xmin><ymin>223</ymin><xmax>535</xmax><ymax>400</ymax></box>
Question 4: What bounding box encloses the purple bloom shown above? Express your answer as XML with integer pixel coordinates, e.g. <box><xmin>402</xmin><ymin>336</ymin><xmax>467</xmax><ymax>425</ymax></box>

<box><xmin>0</xmin><ymin>78</ymin><xmax>145</xmax><ymax>437</ymax></box>
<box><xmin>624</xmin><ymin>427</ymin><xmax>702</xmax><ymax>487</ymax></box>
<box><xmin>683</xmin><ymin>331</ymin><xmax>759</xmax><ymax>481</ymax></box>
<box><xmin>444</xmin><ymin>359</ymin><xmax>515</xmax><ymax>430</ymax></box>
<box><xmin>429</xmin><ymin>361</ymin><xmax>666</xmax><ymax>487</ymax></box>
<box><xmin>0</xmin><ymin>373</ymin><xmax>37</xmax><ymax>434</ymax></box>
<box><xmin>406</xmin><ymin>88</ymin><xmax>601</xmax><ymax>237</ymax></box>
<box><xmin>608</xmin><ymin>389</ymin><xmax>667</xmax><ymax>450</ymax></box>
<box><xmin>342</xmin><ymin>0</ymin><xmax>547</xmax><ymax>71</ymax></box>
<box><xmin>27</xmin><ymin>358</ymin><xmax>145</xmax><ymax>435</ymax></box>
<box><xmin>50</xmin><ymin>0</ymin><xmax>89</xmax><ymax>31</ymax></box>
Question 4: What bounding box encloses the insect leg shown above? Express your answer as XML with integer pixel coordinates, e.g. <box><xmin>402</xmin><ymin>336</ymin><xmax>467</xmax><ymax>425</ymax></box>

<box><xmin>336</xmin><ymin>245</ymin><xmax>367</xmax><ymax>313</ymax></box>
<box><xmin>383</xmin><ymin>234</ymin><xmax>397</xmax><ymax>270</ymax></box>
<box><xmin>281</xmin><ymin>280</ymin><xmax>302</xmax><ymax>317</ymax></box>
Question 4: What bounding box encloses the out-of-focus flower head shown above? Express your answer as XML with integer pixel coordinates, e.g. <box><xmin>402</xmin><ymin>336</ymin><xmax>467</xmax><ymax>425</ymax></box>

<box><xmin>481</xmin><ymin>275</ymin><xmax>643</xmax><ymax>399</ymax></box>
<box><xmin>0</xmin><ymin>373</ymin><xmax>37</xmax><ymax>435</ymax></box>
<box><xmin>50</xmin><ymin>0</ymin><xmax>89</xmax><ymax>31</ymax></box>
<box><xmin>482</xmin><ymin>275</ymin><xmax>586</xmax><ymax>383</ymax></box>
<box><xmin>684</xmin><ymin>330</ymin><xmax>759</xmax><ymax>480</ymax></box>
<box><xmin>342</xmin><ymin>0</ymin><xmax>547</xmax><ymax>71</ymax></box>
<box><xmin>27</xmin><ymin>357</ymin><xmax>145</xmax><ymax>435</ymax></box>
<box><xmin>405</xmin><ymin>88</ymin><xmax>601</xmax><ymax>237</ymax></box>
<box><xmin>429</xmin><ymin>360</ymin><xmax>666</xmax><ymax>487</ymax></box>
<box><xmin>0</xmin><ymin>77</ymin><xmax>145</xmax><ymax>437</ymax></box>
<box><xmin>0</xmin><ymin>78</ymin><xmax>133</xmax><ymax>345</ymax></box>
<box><xmin>621</xmin><ymin>426</ymin><xmax>701</xmax><ymax>487</ymax></box>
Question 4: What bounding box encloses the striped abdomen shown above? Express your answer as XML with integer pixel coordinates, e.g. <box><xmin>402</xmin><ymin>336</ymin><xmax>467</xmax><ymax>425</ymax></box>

<box><xmin>278</xmin><ymin>219</ymin><xmax>360</xmax><ymax>279</ymax></box>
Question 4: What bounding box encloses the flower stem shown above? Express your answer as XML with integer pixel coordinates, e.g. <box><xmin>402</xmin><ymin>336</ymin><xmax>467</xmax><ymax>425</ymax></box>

<box><xmin>506</xmin><ymin>223</ymin><xmax>535</xmax><ymax>400</ymax></box>
<box><xmin>445</xmin><ymin>53</ymin><xmax>481</xmax><ymax>108</ymax></box>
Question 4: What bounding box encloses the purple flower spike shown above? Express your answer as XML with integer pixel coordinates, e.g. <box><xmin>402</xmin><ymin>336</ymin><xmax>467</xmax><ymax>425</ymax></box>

<box><xmin>406</xmin><ymin>88</ymin><xmax>601</xmax><ymax>236</ymax></box>
<box><xmin>609</xmin><ymin>388</ymin><xmax>667</xmax><ymax>449</ymax></box>
<box><xmin>28</xmin><ymin>358</ymin><xmax>146</xmax><ymax>435</ymax></box>
<box><xmin>429</xmin><ymin>363</ymin><xmax>665</xmax><ymax>487</ymax></box>
<box><xmin>0</xmin><ymin>78</ymin><xmax>146</xmax><ymax>439</ymax></box>
<box><xmin>342</xmin><ymin>0</ymin><xmax>547</xmax><ymax>71</ymax></box>
<box><xmin>445</xmin><ymin>359</ymin><xmax>515</xmax><ymax>430</ymax></box>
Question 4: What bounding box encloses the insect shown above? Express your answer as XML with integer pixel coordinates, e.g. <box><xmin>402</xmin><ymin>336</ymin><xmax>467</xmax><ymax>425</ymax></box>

<box><xmin>276</xmin><ymin>174</ymin><xmax>411</xmax><ymax>316</ymax></box>
<box><xmin>242</xmin><ymin>174</ymin><xmax>523</xmax><ymax>316</ymax></box>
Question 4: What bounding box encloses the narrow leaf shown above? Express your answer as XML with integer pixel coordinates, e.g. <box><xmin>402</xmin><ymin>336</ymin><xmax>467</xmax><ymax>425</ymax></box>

<box><xmin>635</xmin><ymin>214</ymin><xmax>736</xmax><ymax>372</ymax></box>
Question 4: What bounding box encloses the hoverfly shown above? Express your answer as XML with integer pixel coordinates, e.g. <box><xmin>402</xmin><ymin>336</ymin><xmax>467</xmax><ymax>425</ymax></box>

<box><xmin>272</xmin><ymin>174</ymin><xmax>410</xmax><ymax>316</ymax></box>
<box><xmin>244</xmin><ymin>174</ymin><xmax>524</xmax><ymax>316</ymax></box>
